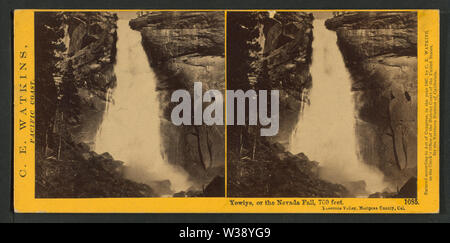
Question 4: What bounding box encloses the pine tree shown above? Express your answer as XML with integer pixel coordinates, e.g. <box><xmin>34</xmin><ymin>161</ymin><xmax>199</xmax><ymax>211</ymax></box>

<box><xmin>226</xmin><ymin>12</ymin><xmax>263</xmax><ymax>159</ymax></box>
<box><xmin>60</xmin><ymin>60</ymin><xmax>81</xmax><ymax>126</ymax></box>
<box><xmin>256</xmin><ymin>60</ymin><xmax>271</xmax><ymax>91</ymax></box>
<box><xmin>35</xmin><ymin>12</ymin><xmax>66</xmax><ymax>157</ymax></box>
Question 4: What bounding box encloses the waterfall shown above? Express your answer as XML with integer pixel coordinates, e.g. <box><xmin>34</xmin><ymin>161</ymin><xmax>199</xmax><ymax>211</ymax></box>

<box><xmin>95</xmin><ymin>19</ymin><xmax>190</xmax><ymax>193</ymax></box>
<box><xmin>289</xmin><ymin>15</ymin><xmax>386</xmax><ymax>194</ymax></box>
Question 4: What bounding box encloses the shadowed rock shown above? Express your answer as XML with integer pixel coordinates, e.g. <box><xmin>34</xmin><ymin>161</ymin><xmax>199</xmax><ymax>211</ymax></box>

<box><xmin>203</xmin><ymin>176</ymin><xmax>225</xmax><ymax>197</ymax></box>
<box><xmin>397</xmin><ymin>177</ymin><xmax>417</xmax><ymax>198</ymax></box>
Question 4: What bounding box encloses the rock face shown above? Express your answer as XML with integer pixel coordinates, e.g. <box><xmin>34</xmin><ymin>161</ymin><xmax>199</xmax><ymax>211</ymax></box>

<box><xmin>130</xmin><ymin>12</ymin><xmax>225</xmax><ymax>189</ymax></box>
<box><xmin>325</xmin><ymin>12</ymin><xmax>417</xmax><ymax>186</ymax></box>
<box><xmin>60</xmin><ymin>12</ymin><xmax>118</xmax><ymax>146</ymax></box>
<box><xmin>258</xmin><ymin>12</ymin><xmax>314</xmax><ymax>146</ymax></box>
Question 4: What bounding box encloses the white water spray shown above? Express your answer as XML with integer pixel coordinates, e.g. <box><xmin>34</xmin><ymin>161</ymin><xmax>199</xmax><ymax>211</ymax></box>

<box><xmin>289</xmin><ymin>15</ymin><xmax>386</xmax><ymax>193</ymax></box>
<box><xmin>95</xmin><ymin>19</ymin><xmax>190</xmax><ymax>193</ymax></box>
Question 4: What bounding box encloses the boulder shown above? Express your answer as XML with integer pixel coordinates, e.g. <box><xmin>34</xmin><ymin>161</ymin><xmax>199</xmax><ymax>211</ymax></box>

<box><xmin>99</xmin><ymin>152</ymin><xmax>114</xmax><ymax>161</ymax></box>
<box><xmin>186</xmin><ymin>190</ymin><xmax>203</xmax><ymax>197</ymax></box>
<box><xmin>173</xmin><ymin>191</ymin><xmax>186</xmax><ymax>197</ymax></box>
<box><xmin>80</xmin><ymin>152</ymin><xmax>93</xmax><ymax>161</ymax></box>
<box><xmin>272</xmin><ymin>142</ymin><xmax>285</xmax><ymax>153</ymax></box>
<box><xmin>369</xmin><ymin>191</ymin><xmax>397</xmax><ymax>198</ymax></box>
<box><xmin>275</xmin><ymin>152</ymin><xmax>288</xmax><ymax>161</ymax></box>
<box><xmin>295</xmin><ymin>152</ymin><xmax>309</xmax><ymax>161</ymax></box>
<box><xmin>76</xmin><ymin>142</ymin><xmax>91</xmax><ymax>152</ymax></box>
<box><xmin>203</xmin><ymin>176</ymin><xmax>225</xmax><ymax>197</ymax></box>
<box><xmin>397</xmin><ymin>177</ymin><xmax>417</xmax><ymax>198</ymax></box>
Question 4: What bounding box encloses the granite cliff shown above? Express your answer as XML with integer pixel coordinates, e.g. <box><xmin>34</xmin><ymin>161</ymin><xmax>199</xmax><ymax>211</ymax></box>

<box><xmin>59</xmin><ymin>12</ymin><xmax>118</xmax><ymax>145</ymax></box>
<box><xmin>129</xmin><ymin>11</ymin><xmax>226</xmax><ymax>191</ymax></box>
<box><xmin>325</xmin><ymin>12</ymin><xmax>418</xmax><ymax>187</ymax></box>
<box><xmin>258</xmin><ymin>12</ymin><xmax>314</xmax><ymax>146</ymax></box>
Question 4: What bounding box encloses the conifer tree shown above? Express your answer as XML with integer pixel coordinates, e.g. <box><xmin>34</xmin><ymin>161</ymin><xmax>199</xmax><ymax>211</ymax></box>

<box><xmin>35</xmin><ymin>12</ymin><xmax>66</xmax><ymax>157</ymax></box>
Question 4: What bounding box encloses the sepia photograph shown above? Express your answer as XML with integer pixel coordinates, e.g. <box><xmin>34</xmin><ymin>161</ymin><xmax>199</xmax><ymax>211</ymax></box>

<box><xmin>226</xmin><ymin>11</ymin><xmax>418</xmax><ymax>198</ymax></box>
<box><xmin>34</xmin><ymin>11</ymin><xmax>226</xmax><ymax>198</ymax></box>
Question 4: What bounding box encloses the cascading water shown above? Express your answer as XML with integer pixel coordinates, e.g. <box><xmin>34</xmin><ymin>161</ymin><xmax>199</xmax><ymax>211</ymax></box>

<box><xmin>289</xmin><ymin>14</ymin><xmax>386</xmax><ymax>194</ymax></box>
<box><xmin>95</xmin><ymin>18</ymin><xmax>190</xmax><ymax>193</ymax></box>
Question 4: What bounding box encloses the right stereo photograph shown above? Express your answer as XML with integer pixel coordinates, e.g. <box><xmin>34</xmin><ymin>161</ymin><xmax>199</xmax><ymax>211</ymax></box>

<box><xmin>226</xmin><ymin>11</ymin><xmax>418</xmax><ymax>198</ymax></box>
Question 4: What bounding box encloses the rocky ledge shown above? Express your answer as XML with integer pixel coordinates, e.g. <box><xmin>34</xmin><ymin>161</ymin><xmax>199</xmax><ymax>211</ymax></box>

<box><xmin>228</xmin><ymin>140</ymin><xmax>350</xmax><ymax>197</ymax></box>
<box><xmin>36</xmin><ymin>142</ymin><xmax>157</xmax><ymax>198</ymax></box>
<box><xmin>36</xmin><ymin>141</ymin><xmax>224</xmax><ymax>198</ymax></box>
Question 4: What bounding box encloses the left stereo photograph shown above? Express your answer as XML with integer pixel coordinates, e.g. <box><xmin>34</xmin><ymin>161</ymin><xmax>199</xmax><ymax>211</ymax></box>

<box><xmin>34</xmin><ymin>11</ymin><xmax>226</xmax><ymax>198</ymax></box>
